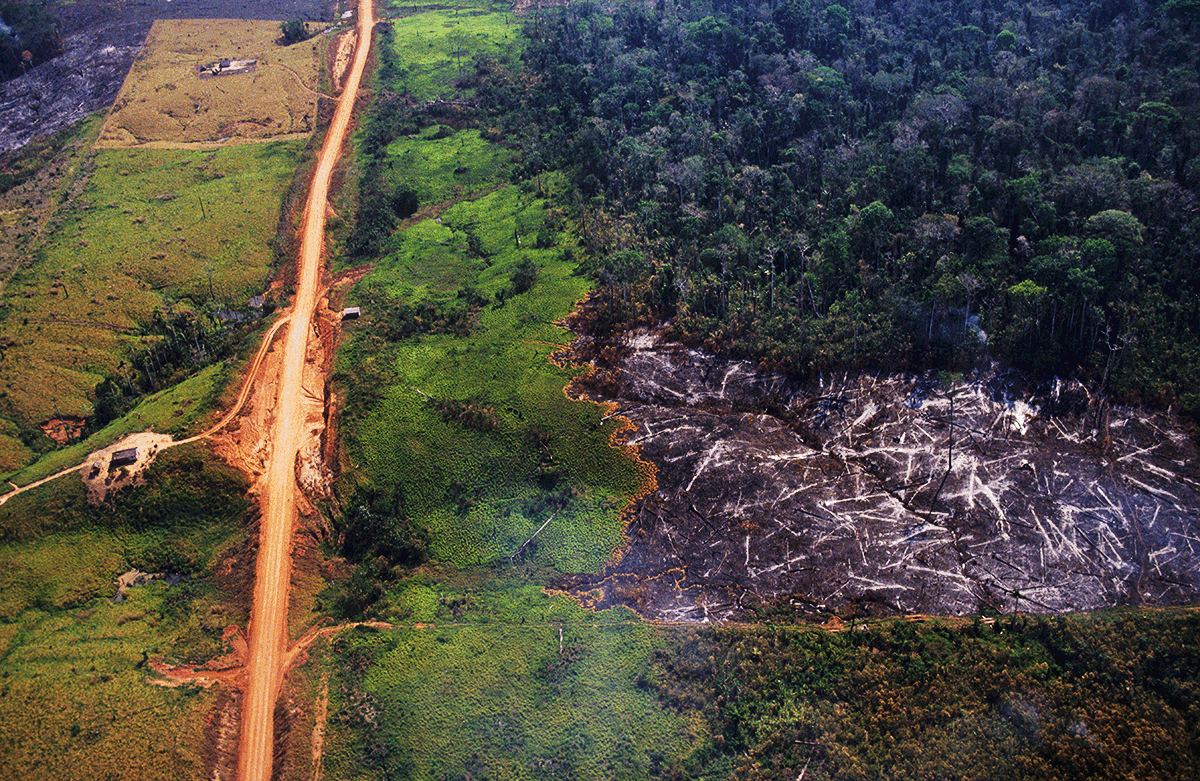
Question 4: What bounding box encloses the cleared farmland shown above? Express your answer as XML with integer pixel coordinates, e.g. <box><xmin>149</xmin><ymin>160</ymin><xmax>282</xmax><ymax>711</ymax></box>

<box><xmin>0</xmin><ymin>141</ymin><xmax>302</xmax><ymax>473</ymax></box>
<box><xmin>97</xmin><ymin>19</ymin><xmax>325</xmax><ymax>149</ymax></box>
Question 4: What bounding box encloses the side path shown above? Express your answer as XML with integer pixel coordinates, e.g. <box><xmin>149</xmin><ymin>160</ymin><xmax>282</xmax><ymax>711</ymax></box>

<box><xmin>0</xmin><ymin>314</ymin><xmax>292</xmax><ymax>508</ymax></box>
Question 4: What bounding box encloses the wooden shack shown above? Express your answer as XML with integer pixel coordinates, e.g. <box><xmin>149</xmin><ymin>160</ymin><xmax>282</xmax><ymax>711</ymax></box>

<box><xmin>111</xmin><ymin>448</ymin><xmax>138</xmax><ymax>467</ymax></box>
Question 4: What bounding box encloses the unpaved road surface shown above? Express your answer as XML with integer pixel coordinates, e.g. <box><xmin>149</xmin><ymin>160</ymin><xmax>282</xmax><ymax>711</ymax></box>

<box><xmin>557</xmin><ymin>332</ymin><xmax>1200</xmax><ymax>622</ymax></box>
<box><xmin>237</xmin><ymin>0</ymin><xmax>372</xmax><ymax>778</ymax></box>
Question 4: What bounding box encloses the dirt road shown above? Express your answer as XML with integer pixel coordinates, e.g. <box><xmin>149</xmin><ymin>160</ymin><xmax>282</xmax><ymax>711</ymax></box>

<box><xmin>236</xmin><ymin>1</ymin><xmax>373</xmax><ymax>779</ymax></box>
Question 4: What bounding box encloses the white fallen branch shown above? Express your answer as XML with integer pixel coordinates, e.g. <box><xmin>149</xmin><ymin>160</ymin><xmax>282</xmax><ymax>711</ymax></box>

<box><xmin>510</xmin><ymin>510</ymin><xmax>559</xmax><ymax>563</ymax></box>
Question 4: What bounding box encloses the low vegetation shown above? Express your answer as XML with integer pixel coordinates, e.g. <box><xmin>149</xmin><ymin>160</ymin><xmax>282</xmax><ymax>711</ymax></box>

<box><xmin>0</xmin><ymin>585</ymin><xmax>218</xmax><ymax>781</ymax></box>
<box><xmin>0</xmin><ymin>140</ymin><xmax>301</xmax><ymax>471</ymax></box>
<box><xmin>0</xmin><ymin>441</ymin><xmax>253</xmax><ymax>779</ymax></box>
<box><xmin>331</xmin><ymin>3</ymin><xmax>644</xmax><ymax>617</ymax></box>
<box><xmin>97</xmin><ymin>19</ymin><xmax>323</xmax><ymax>148</ymax></box>
<box><xmin>322</xmin><ymin>601</ymin><xmax>701</xmax><ymax>780</ymax></box>
<box><xmin>650</xmin><ymin>611</ymin><xmax>1200</xmax><ymax>781</ymax></box>
<box><xmin>334</xmin><ymin>169</ymin><xmax>642</xmax><ymax>586</ymax></box>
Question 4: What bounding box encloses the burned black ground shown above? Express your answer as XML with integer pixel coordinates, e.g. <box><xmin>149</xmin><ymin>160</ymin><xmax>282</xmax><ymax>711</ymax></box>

<box><xmin>557</xmin><ymin>331</ymin><xmax>1200</xmax><ymax>622</ymax></box>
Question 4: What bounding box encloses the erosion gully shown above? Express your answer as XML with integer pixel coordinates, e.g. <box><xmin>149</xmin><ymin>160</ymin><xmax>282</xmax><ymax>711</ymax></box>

<box><xmin>237</xmin><ymin>1</ymin><xmax>372</xmax><ymax>779</ymax></box>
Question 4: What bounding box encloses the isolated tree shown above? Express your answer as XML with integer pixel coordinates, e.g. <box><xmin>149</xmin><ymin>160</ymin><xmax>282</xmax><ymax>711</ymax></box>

<box><xmin>280</xmin><ymin>19</ymin><xmax>310</xmax><ymax>45</ymax></box>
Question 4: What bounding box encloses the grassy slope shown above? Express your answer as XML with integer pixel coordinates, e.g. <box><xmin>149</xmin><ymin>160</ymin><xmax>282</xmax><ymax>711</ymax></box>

<box><xmin>0</xmin><ymin>140</ymin><xmax>301</xmax><ymax>469</ymax></box>
<box><xmin>0</xmin><ymin>585</ymin><xmax>217</xmax><ymax>781</ymax></box>
<box><xmin>1</xmin><ymin>360</ymin><xmax>225</xmax><ymax>487</ymax></box>
<box><xmin>319</xmin><ymin>5</ymin><xmax>699</xmax><ymax>778</ymax></box>
<box><xmin>0</xmin><ymin>440</ymin><xmax>252</xmax><ymax>780</ymax></box>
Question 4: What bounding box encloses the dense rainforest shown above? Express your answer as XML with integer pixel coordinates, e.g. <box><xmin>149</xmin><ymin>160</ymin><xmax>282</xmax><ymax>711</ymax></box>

<box><xmin>470</xmin><ymin>0</ymin><xmax>1200</xmax><ymax>419</ymax></box>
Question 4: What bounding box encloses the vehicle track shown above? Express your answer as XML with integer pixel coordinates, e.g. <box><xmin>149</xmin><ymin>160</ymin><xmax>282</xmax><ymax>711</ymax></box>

<box><xmin>236</xmin><ymin>1</ymin><xmax>372</xmax><ymax>778</ymax></box>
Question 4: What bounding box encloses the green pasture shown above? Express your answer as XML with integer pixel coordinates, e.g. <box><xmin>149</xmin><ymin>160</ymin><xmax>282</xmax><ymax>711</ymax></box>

<box><xmin>0</xmin><ymin>585</ymin><xmax>217</xmax><ymax>781</ymax></box>
<box><xmin>0</xmin><ymin>141</ymin><xmax>301</xmax><ymax>468</ymax></box>
<box><xmin>0</xmin><ymin>440</ymin><xmax>250</xmax><ymax>781</ymax></box>
<box><xmin>383</xmin><ymin>126</ymin><xmax>511</xmax><ymax>206</ymax></box>
<box><xmin>322</xmin><ymin>610</ymin><xmax>705</xmax><ymax>781</ymax></box>
<box><xmin>340</xmin><ymin>183</ymin><xmax>637</xmax><ymax>573</ymax></box>
<box><xmin>379</xmin><ymin>4</ymin><xmax>521</xmax><ymax>102</ymax></box>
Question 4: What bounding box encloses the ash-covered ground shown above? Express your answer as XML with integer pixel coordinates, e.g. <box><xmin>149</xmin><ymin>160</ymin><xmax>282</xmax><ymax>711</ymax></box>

<box><xmin>556</xmin><ymin>331</ymin><xmax>1200</xmax><ymax>622</ymax></box>
<box><xmin>0</xmin><ymin>0</ymin><xmax>333</xmax><ymax>153</ymax></box>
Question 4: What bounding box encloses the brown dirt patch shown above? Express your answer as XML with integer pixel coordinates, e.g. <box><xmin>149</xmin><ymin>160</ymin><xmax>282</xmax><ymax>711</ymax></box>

<box><xmin>330</xmin><ymin>28</ymin><xmax>356</xmax><ymax>93</ymax></box>
<box><xmin>40</xmin><ymin>416</ymin><xmax>85</xmax><ymax>445</ymax></box>
<box><xmin>80</xmin><ymin>430</ymin><xmax>175</xmax><ymax>504</ymax></box>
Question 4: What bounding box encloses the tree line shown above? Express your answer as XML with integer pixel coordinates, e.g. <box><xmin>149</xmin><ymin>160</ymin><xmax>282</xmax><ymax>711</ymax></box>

<box><xmin>481</xmin><ymin>0</ymin><xmax>1200</xmax><ymax>419</ymax></box>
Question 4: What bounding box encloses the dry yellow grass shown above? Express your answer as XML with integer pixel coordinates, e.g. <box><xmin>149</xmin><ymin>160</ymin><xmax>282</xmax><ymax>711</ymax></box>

<box><xmin>98</xmin><ymin>19</ymin><xmax>325</xmax><ymax>149</ymax></box>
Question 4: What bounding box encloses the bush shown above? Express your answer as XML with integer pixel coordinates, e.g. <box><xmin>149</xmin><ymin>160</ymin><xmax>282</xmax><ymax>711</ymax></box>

<box><xmin>279</xmin><ymin>19</ymin><xmax>311</xmax><ymax>46</ymax></box>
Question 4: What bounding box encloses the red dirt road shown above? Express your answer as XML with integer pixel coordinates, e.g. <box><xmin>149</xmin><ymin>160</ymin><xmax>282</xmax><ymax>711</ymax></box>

<box><xmin>236</xmin><ymin>2</ymin><xmax>373</xmax><ymax>779</ymax></box>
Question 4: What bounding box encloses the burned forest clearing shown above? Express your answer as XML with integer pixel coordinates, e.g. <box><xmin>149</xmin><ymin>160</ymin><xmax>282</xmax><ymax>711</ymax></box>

<box><xmin>0</xmin><ymin>0</ymin><xmax>1198</xmax><ymax>780</ymax></box>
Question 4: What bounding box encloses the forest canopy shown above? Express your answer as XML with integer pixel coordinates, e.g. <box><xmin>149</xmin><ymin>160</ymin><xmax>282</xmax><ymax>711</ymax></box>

<box><xmin>0</xmin><ymin>0</ymin><xmax>61</xmax><ymax>81</ymax></box>
<box><xmin>485</xmin><ymin>0</ymin><xmax>1200</xmax><ymax>418</ymax></box>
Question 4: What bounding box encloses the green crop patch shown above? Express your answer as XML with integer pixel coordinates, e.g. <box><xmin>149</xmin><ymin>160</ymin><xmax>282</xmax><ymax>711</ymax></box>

<box><xmin>0</xmin><ymin>141</ymin><xmax>300</xmax><ymax>471</ymax></box>
<box><xmin>378</xmin><ymin>5</ymin><xmax>521</xmax><ymax>102</ymax></box>
<box><xmin>382</xmin><ymin>128</ymin><xmax>512</xmax><ymax>206</ymax></box>
<box><xmin>339</xmin><ymin>184</ymin><xmax>637</xmax><ymax>574</ymax></box>
<box><xmin>322</xmin><ymin>614</ymin><xmax>703</xmax><ymax>781</ymax></box>
<box><xmin>0</xmin><ymin>585</ymin><xmax>218</xmax><ymax>781</ymax></box>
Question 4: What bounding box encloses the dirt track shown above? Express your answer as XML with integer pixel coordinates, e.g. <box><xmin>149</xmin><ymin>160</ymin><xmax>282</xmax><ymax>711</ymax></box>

<box><xmin>236</xmin><ymin>0</ymin><xmax>372</xmax><ymax>778</ymax></box>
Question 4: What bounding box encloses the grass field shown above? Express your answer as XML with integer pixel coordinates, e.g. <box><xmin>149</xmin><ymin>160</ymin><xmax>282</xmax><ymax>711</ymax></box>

<box><xmin>321</xmin><ymin>603</ymin><xmax>706</xmax><ymax>781</ymax></box>
<box><xmin>378</xmin><ymin>2</ymin><xmax>521</xmax><ymax>102</ymax></box>
<box><xmin>97</xmin><ymin>19</ymin><xmax>325</xmax><ymax>149</ymax></box>
<box><xmin>0</xmin><ymin>439</ymin><xmax>251</xmax><ymax>780</ymax></box>
<box><xmin>340</xmin><ymin>181</ymin><xmax>642</xmax><ymax>573</ymax></box>
<box><xmin>383</xmin><ymin>126</ymin><xmax>512</xmax><ymax>206</ymax></box>
<box><xmin>0</xmin><ymin>585</ymin><xmax>218</xmax><ymax>781</ymax></box>
<box><xmin>0</xmin><ymin>141</ymin><xmax>301</xmax><ymax>470</ymax></box>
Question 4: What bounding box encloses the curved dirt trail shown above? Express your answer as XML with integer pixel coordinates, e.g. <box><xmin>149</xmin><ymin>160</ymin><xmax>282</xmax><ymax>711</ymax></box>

<box><xmin>0</xmin><ymin>315</ymin><xmax>291</xmax><ymax>509</ymax></box>
<box><xmin>236</xmin><ymin>2</ymin><xmax>373</xmax><ymax>779</ymax></box>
